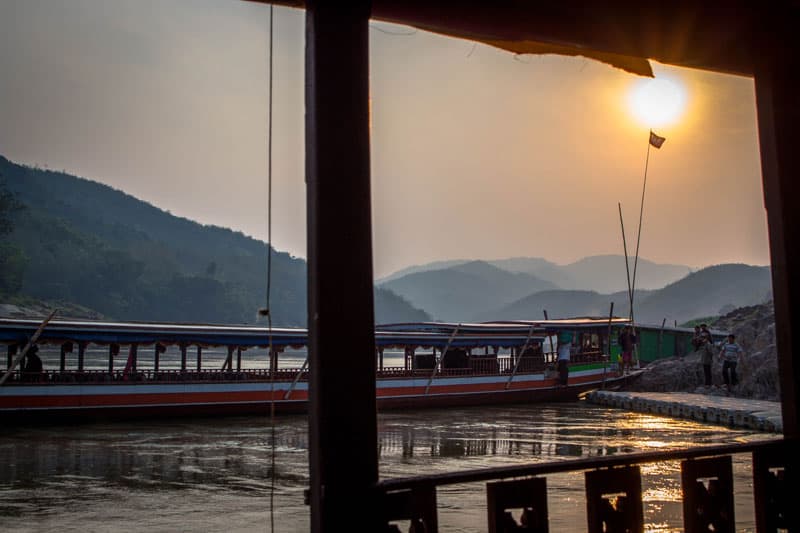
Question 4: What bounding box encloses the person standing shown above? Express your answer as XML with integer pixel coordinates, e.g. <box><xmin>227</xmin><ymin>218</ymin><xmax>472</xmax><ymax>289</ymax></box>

<box><xmin>718</xmin><ymin>334</ymin><xmax>743</xmax><ymax>389</ymax></box>
<box><xmin>691</xmin><ymin>325</ymin><xmax>703</xmax><ymax>351</ymax></box>
<box><xmin>617</xmin><ymin>325</ymin><xmax>637</xmax><ymax>374</ymax></box>
<box><xmin>698</xmin><ymin>324</ymin><xmax>714</xmax><ymax>387</ymax></box>
<box><xmin>557</xmin><ymin>332</ymin><xmax>572</xmax><ymax>386</ymax></box>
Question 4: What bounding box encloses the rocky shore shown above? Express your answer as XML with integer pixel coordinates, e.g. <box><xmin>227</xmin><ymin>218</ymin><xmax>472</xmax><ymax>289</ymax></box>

<box><xmin>623</xmin><ymin>302</ymin><xmax>779</xmax><ymax>401</ymax></box>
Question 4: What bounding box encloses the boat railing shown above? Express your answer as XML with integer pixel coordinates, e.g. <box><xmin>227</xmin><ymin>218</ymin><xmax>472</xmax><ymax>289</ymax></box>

<box><xmin>1</xmin><ymin>368</ymin><xmax>310</xmax><ymax>385</ymax></box>
<box><xmin>375</xmin><ymin>437</ymin><xmax>794</xmax><ymax>532</ymax></box>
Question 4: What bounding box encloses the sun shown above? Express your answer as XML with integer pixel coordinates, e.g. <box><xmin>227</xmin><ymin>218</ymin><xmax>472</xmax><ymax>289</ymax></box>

<box><xmin>627</xmin><ymin>76</ymin><xmax>688</xmax><ymax>128</ymax></box>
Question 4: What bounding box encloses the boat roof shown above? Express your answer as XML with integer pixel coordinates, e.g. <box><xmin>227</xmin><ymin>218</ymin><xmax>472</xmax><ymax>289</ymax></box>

<box><xmin>0</xmin><ymin>317</ymin><xmax>726</xmax><ymax>349</ymax></box>
<box><xmin>484</xmin><ymin>317</ymin><xmax>632</xmax><ymax>329</ymax></box>
<box><xmin>0</xmin><ymin>318</ymin><xmax>544</xmax><ymax>350</ymax></box>
<box><xmin>0</xmin><ymin>318</ymin><xmax>308</xmax><ymax>348</ymax></box>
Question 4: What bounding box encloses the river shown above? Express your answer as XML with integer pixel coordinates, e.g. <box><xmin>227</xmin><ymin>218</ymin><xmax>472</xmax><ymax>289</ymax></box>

<box><xmin>0</xmin><ymin>400</ymin><xmax>774</xmax><ymax>532</ymax></box>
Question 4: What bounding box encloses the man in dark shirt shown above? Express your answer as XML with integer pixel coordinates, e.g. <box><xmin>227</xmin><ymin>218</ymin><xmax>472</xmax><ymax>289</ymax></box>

<box><xmin>23</xmin><ymin>345</ymin><xmax>43</xmax><ymax>380</ymax></box>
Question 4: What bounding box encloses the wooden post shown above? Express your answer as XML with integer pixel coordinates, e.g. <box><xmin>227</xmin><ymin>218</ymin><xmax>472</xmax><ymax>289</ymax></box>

<box><xmin>180</xmin><ymin>344</ymin><xmax>187</xmax><ymax>371</ymax></box>
<box><xmin>7</xmin><ymin>345</ymin><xmax>16</xmax><ymax>370</ymax></box>
<box><xmin>224</xmin><ymin>346</ymin><xmax>234</xmax><ymax>371</ymax></box>
<box><xmin>305</xmin><ymin>2</ymin><xmax>378</xmax><ymax>530</ymax></box>
<box><xmin>754</xmin><ymin>14</ymin><xmax>800</xmax><ymax>438</ymax></box>
<box><xmin>196</xmin><ymin>346</ymin><xmax>202</xmax><ymax>371</ymax></box>
<box><xmin>59</xmin><ymin>343</ymin><xmax>68</xmax><ymax>371</ymax></box>
<box><xmin>109</xmin><ymin>343</ymin><xmax>118</xmax><ymax>374</ymax></box>
<box><xmin>658</xmin><ymin>318</ymin><xmax>666</xmax><ymax>359</ymax></box>
<box><xmin>77</xmin><ymin>342</ymin><xmax>86</xmax><ymax>371</ymax></box>
<box><xmin>269</xmin><ymin>348</ymin><xmax>278</xmax><ymax>374</ymax></box>
<box><xmin>154</xmin><ymin>344</ymin><xmax>162</xmax><ymax>373</ymax></box>
<box><xmin>236</xmin><ymin>347</ymin><xmax>242</xmax><ymax>371</ymax></box>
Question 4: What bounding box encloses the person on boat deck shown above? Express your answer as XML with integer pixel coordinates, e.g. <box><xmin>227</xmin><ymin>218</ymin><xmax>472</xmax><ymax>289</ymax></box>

<box><xmin>23</xmin><ymin>345</ymin><xmax>43</xmax><ymax>381</ymax></box>
<box><xmin>698</xmin><ymin>323</ymin><xmax>715</xmax><ymax>387</ymax></box>
<box><xmin>617</xmin><ymin>325</ymin><xmax>637</xmax><ymax>374</ymax></box>
<box><xmin>557</xmin><ymin>332</ymin><xmax>572</xmax><ymax>386</ymax></box>
<box><xmin>718</xmin><ymin>334</ymin><xmax>744</xmax><ymax>389</ymax></box>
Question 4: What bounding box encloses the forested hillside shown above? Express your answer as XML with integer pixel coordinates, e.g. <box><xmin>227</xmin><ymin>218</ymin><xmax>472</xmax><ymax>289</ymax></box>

<box><xmin>0</xmin><ymin>155</ymin><xmax>429</xmax><ymax>325</ymax></box>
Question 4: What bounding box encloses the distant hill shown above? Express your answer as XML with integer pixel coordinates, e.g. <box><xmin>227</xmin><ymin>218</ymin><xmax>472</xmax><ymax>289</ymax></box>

<box><xmin>634</xmin><ymin>264</ymin><xmax>772</xmax><ymax>325</ymax></box>
<box><xmin>487</xmin><ymin>257</ymin><xmax>577</xmax><ymax>289</ymax></box>
<box><xmin>0</xmin><ymin>155</ymin><xmax>429</xmax><ymax>325</ymax></box>
<box><xmin>381</xmin><ymin>255</ymin><xmax>692</xmax><ymax>294</ymax></box>
<box><xmin>378</xmin><ymin>259</ymin><xmax>472</xmax><ymax>283</ymax></box>
<box><xmin>484</xmin><ymin>264</ymin><xmax>772</xmax><ymax>325</ymax></box>
<box><xmin>558</xmin><ymin>255</ymin><xmax>692</xmax><ymax>293</ymax></box>
<box><xmin>475</xmin><ymin>289</ymin><xmax>648</xmax><ymax>322</ymax></box>
<box><xmin>379</xmin><ymin>260</ymin><xmax>557</xmax><ymax>321</ymax></box>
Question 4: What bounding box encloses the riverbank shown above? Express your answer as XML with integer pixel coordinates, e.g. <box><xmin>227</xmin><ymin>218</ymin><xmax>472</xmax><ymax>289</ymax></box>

<box><xmin>623</xmin><ymin>301</ymin><xmax>779</xmax><ymax>401</ymax></box>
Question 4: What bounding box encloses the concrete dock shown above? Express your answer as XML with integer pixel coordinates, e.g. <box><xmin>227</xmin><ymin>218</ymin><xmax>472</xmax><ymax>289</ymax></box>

<box><xmin>585</xmin><ymin>390</ymin><xmax>784</xmax><ymax>433</ymax></box>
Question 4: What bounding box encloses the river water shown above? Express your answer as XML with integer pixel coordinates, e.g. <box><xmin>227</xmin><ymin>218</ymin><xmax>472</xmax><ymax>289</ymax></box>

<box><xmin>0</xmin><ymin>401</ymin><xmax>775</xmax><ymax>532</ymax></box>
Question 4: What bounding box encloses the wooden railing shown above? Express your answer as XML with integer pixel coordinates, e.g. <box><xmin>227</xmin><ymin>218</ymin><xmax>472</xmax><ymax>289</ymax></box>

<box><xmin>3</xmin><ymin>354</ymin><xmax>611</xmax><ymax>386</ymax></box>
<box><xmin>376</xmin><ymin>438</ymin><xmax>794</xmax><ymax>532</ymax></box>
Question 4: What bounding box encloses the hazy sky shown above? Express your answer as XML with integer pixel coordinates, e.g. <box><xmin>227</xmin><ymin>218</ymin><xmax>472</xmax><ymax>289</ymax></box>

<box><xmin>0</xmin><ymin>1</ymin><xmax>770</xmax><ymax>279</ymax></box>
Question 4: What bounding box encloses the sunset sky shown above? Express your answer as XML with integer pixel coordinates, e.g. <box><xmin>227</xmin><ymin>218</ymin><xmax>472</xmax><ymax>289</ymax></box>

<box><xmin>0</xmin><ymin>1</ymin><xmax>770</xmax><ymax>279</ymax></box>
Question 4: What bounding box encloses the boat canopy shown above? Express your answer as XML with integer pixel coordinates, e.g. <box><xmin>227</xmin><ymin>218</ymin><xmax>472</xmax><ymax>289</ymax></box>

<box><xmin>0</xmin><ymin>318</ymin><xmax>545</xmax><ymax>351</ymax></box>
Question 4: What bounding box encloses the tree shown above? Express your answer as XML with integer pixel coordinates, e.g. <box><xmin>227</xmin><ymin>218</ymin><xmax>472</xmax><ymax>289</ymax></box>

<box><xmin>0</xmin><ymin>176</ymin><xmax>27</xmax><ymax>295</ymax></box>
<box><xmin>0</xmin><ymin>176</ymin><xmax>22</xmax><ymax>236</ymax></box>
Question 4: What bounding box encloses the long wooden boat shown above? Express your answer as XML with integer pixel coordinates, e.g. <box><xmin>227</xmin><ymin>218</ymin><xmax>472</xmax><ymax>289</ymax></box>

<box><xmin>0</xmin><ymin>317</ymin><xmax>641</xmax><ymax>422</ymax></box>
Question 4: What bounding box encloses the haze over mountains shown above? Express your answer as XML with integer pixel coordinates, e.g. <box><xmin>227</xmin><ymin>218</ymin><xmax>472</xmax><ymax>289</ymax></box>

<box><xmin>379</xmin><ymin>259</ymin><xmax>772</xmax><ymax>325</ymax></box>
<box><xmin>0</xmin><ymin>154</ymin><xmax>772</xmax><ymax>326</ymax></box>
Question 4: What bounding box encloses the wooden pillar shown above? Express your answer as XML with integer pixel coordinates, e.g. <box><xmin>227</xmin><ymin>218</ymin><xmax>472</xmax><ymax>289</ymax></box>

<box><xmin>128</xmin><ymin>344</ymin><xmax>138</xmax><ymax>372</ymax></box>
<box><xmin>77</xmin><ymin>342</ymin><xmax>86</xmax><ymax>371</ymax></box>
<box><xmin>305</xmin><ymin>2</ymin><xmax>378</xmax><ymax>530</ymax></box>
<box><xmin>180</xmin><ymin>344</ymin><xmax>187</xmax><ymax>371</ymax></box>
<box><xmin>269</xmin><ymin>348</ymin><xmax>278</xmax><ymax>374</ymax></box>
<box><xmin>109</xmin><ymin>343</ymin><xmax>119</xmax><ymax>374</ymax></box>
<box><xmin>378</xmin><ymin>347</ymin><xmax>384</xmax><ymax>373</ymax></box>
<box><xmin>59</xmin><ymin>343</ymin><xmax>69</xmax><ymax>371</ymax></box>
<box><xmin>224</xmin><ymin>346</ymin><xmax>234</xmax><ymax>371</ymax></box>
<box><xmin>154</xmin><ymin>344</ymin><xmax>163</xmax><ymax>373</ymax></box>
<box><xmin>196</xmin><ymin>346</ymin><xmax>202</xmax><ymax>371</ymax></box>
<box><xmin>236</xmin><ymin>347</ymin><xmax>242</xmax><ymax>371</ymax></box>
<box><xmin>754</xmin><ymin>13</ymin><xmax>800</xmax><ymax>438</ymax></box>
<box><xmin>8</xmin><ymin>344</ymin><xmax>17</xmax><ymax>369</ymax></box>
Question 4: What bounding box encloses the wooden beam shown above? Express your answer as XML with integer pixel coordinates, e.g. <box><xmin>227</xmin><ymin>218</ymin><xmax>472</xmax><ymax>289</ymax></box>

<box><xmin>258</xmin><ymin>0</ymin><xmax>757</xmax><ymax>76</ymax></box>
<box><xmin>753</xmin><ymin>7</ymin><xmax>800</xmax><ymax>438</ymax></box>
<box><xmin>305</xmin><ymin>1</ymin><xmax>379</xmax><ymax>530</ymax></box>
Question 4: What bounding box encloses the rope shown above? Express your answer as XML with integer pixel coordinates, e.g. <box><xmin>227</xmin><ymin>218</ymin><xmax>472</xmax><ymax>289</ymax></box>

<box><xmin>263</xmin><ymin>5</ymin><xmax>276</xmax><ymax>532</ymax></box>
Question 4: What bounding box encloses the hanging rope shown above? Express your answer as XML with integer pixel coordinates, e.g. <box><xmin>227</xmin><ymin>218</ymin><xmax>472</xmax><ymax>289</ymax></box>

<box><xmin>258</xmin><ymin>4</ymin><xmax>276</xmax><ymax>532</ymax></box>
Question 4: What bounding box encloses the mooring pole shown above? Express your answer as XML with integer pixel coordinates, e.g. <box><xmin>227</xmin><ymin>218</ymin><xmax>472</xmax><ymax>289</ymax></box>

<box><xmin>305</xmin><ymin>2</ymin><xmax>379</xmax><ymax>530</ymax></box>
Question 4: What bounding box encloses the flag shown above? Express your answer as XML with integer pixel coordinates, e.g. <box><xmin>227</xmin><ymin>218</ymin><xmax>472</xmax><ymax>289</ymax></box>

<box><xmin>649</xmin><ymin>130</ymin><xmax>666</xmax><ymax>149</ymax></box>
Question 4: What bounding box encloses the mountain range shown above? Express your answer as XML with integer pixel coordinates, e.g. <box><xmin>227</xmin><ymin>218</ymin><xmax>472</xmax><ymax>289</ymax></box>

<box><xmin>0</xmin><ymin>154</ymin><xmax>773</xmax><ymax>326</ymax></box>
<box><xmin>380</xmin><ymin>259</ymin><xmax>772</xmax><ymax>325</ymax></box>
<box><xmin>380</xmin><ymin>255</ymin><xmax>692</xmax><ymax>294</ymax></box>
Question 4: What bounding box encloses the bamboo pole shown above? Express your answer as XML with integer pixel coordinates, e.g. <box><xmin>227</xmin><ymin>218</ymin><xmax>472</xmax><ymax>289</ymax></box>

<box><xmin>0</xmin><ymin>309</ymin><xmax>57</xmax><ymax>385</ymax></box>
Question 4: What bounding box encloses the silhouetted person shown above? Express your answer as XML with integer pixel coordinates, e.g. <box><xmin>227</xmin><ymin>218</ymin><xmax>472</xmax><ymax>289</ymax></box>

<box><xmin>617</xmin><ymin>325</ymin><xmax>637</xmax><ymax>374</ymax></box>
<box><xmin>23</xmin><ymin>345</ymin><xmax>43</xmax><ymax>381</ymax></box>
<box><xmin>698</xmin><ymin>324</ymin><xmax>714</xmax><ymax>387</ymax></box>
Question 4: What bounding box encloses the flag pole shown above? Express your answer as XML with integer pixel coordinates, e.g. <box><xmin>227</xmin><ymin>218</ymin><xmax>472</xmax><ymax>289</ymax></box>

<box><xmin>631</xmin><ymin>130</ymin><xmax>653</xmax><ymax>304</ymax></box>
<box><xmin>618</xmin><ymin>202</ymin><xmax>634</xmax><ymax>321</ymax></box>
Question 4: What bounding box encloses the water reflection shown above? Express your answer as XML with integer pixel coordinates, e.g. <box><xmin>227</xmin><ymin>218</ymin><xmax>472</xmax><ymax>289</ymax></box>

<box><xmin>0</xmin><ymin>402</ymin><xmax>774</xmax><ymax>532</ymax></box>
